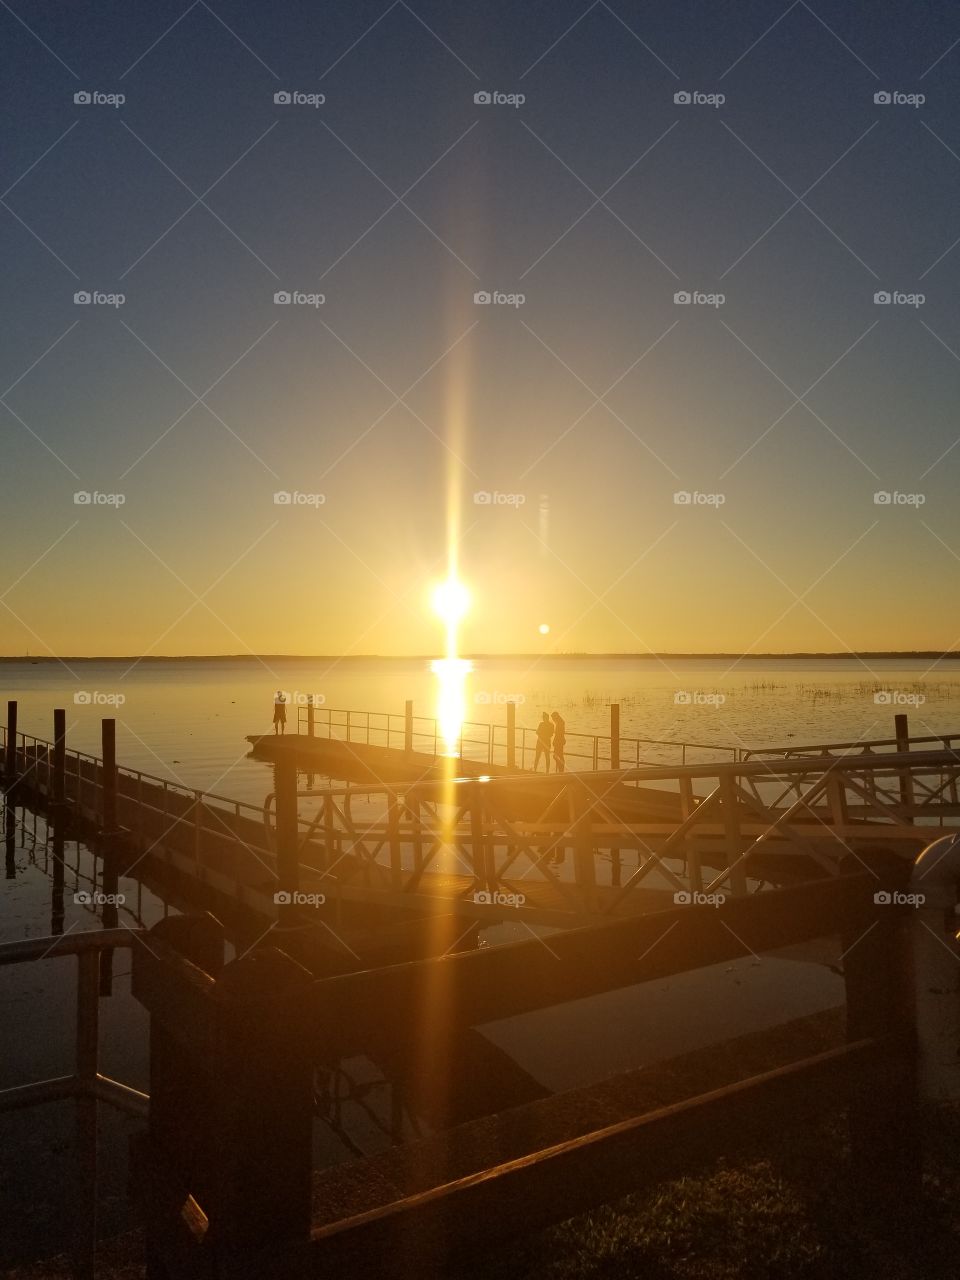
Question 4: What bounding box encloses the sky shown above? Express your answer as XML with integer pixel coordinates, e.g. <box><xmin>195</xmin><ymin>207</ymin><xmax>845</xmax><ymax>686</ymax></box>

<box><xmin>2</xmin><ymin>0</ymin><xmax>960</xmax><ymax>657</ymax></box>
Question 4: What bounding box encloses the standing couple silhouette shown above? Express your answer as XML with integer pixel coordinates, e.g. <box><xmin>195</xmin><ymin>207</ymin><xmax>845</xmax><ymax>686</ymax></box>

<box><xmin>533</xmin><ymin>711</ymin><xmax>565</xmax><ymax>773</ymax></box>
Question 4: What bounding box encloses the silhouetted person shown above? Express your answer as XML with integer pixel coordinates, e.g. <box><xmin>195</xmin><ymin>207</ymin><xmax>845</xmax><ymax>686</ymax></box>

<box><xmin>551</xmin><ymin>711</ymin><xmax>566</xmax><ymax>773</ymax></box>
<box><xmin>534</xmin><ymin>712</ymin><xmax>553</xmax><ymax>772</ymax></box>
<box><xmin>273</xmin><ymin>690</ymin><xmax>287</xmax><ymax>735</ymax></box>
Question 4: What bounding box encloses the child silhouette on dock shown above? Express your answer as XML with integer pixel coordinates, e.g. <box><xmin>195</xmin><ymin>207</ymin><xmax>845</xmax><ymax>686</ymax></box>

<box><xmin>273</xmin><ymin>691</ymin><xmax>287</xmax><ymax>735</ymax></box>
<box><xmin>534</xmin><ymin>712</ymin><xmax>553</xmax><ymax>772</ymax></box>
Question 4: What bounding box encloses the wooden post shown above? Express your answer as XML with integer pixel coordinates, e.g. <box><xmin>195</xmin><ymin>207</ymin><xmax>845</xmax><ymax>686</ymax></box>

<box><xmin>573</xmin><ymin>781</ymin><xmax>597</xmax><ymax>915</ymax></box>
<box><xmin>469</xmin><ymin>782</ymin><xmax>490</xmax><ymax>894</ymax></box>
<box><xmin>5</xmin><ymin>699</ymin><xmax>17</xmax><ymax>785</ymax></box>
<box><xmin>410</xmin><ymin>795</ymin><xmax>423</xmax><ymax>877</ymax></box>
<box><xmin>76</xmin><ymin>947</ymin><xmax>101</xmax><ymax>1087</ymax></box>
<box><xmin>895</xmin><ymin>713</ymin><xmax>914</xmax><ymax>822</ymax></box>
<box><xmin>135</xmin><ymin>914</ymin><xmax>225</xmax><ymax>1280</ymax></box>
<box><xmin>842</xmin><ymin>864</ymin><xmax>921</xmax><ymax>1208</ymax></box>
<box><xmin>679</xmin><ymin>773</ymin><xmax>701</xmax><ymax>892</ymax></box>
<box><xmin>322</xmin><ymin>792</ymin><xmax>334</xmax><ymax>875</ymax></box>
<box><xmin>388</xmin><ymin>792</ymin><xmax>402</xmax><ymax>892</ymax></box>
<box><xmin>405</xmin><ymin>700</ymin><xmax>414</xmax><ymax>754</ymax></box>
<box><xmin>75</xmin><ymin>947</ymin><xmax>101</xmax><ymax>1280</ymax></box>
<box><xmin>51</xmin><ymin>808</ymin><xmax>65</xmax><ymax>935</ymax></box>
<box><xmin>52</xmin><ymin>708</ymin><xmax>66</xmax><ymax>808</ymax></box>
<box><xmin>101</xmin><ymin>718</ymin><xmax>117</xmax><ymax>834</ymax></box>
<box><xmin>507</xmin><ymin>701</ymin><xmax>516</xmax><ymax>771</ymax></box>
<box><xmin>610</xmin><ymin>703</ymin><xmax>620</xmax><ymax>771</ymax></box>
<box><xmin>275</xmin><ymin>757</ymin><xmax>299</xmax><ymax>918</ymax></box>
<box><xmin>99</xmin><ymin>719</ymin><xmax>120</xmax><ymax>996</ymax></box>
<box><xmin>207</xmin><ymin>949</ymin><xmax>314</xmax><ymax>1260</ymax></box>
<box><xmin>719</xmin><ymin>770</ymin><xmax>747</xmax><ymax>895</ymax></box>
<box><xmin>307</xmin><ymin>696</ymin><xmax>315</xmax><ymax>737</ymax></box>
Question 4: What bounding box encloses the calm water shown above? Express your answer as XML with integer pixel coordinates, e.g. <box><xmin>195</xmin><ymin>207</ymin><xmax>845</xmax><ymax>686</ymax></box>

<box><xmin>1</xmin><ymin>654</ymin><xmax>882</xmax><ymax>1266</ymax></box>
<box><xmin>1</xmin><ymin>655</ymin><xmax>959</xmax><ymax>804</ymax></box>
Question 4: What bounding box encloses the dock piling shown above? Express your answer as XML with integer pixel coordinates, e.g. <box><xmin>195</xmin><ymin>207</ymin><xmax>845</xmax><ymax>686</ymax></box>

<box><xmin>5</xmin><ymin>700</ymin><xmax>17</xmax><ymax>787</ymax></box>
<box><xmin>275</xmin><ymin>757</ymin><xmax>300</xmax><ymax>920</ymax></box>
<box><xmin>507</xmin><ymin>701</ymin><xmax>516</xmax><ymax>770</ymax></box>
<box><xmin>52</xmin><ymin>708</ymin><xmax>66</xmax><ymax>809</ymax></box>
<box><xmin>100</xmin><ymin>718</ymin><xmax>118</xmax><ymax>835</ymax></box>
<box><xmin>404</xmin><ymin>700</ymin><xmax>414</xmax><ymax>754</ymax></box>
<box><xmin>208</xmin><ymin>949</ymin><xmax>314</xmax><ymax>1256</ymax></box>
<box><xmin>610</xmin><ymin>703</ymin><xmax>620</xmax><ymax>770</ymax></box>
<box><xmin>895</xmin><ymin>713</ymin><xmax>915</xmax><ymax>821</ymax></box>
<box><xmin>719</xmin><ymin>770</ymin><xmax>748</xmax><ymax>895</ymax></box>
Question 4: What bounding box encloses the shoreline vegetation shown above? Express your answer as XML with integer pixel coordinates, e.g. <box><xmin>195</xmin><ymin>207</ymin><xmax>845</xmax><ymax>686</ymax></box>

<box><xmin>3</xmin><ymin>652</ymin><xmax>960</xmax><ymax>663</ymax></box>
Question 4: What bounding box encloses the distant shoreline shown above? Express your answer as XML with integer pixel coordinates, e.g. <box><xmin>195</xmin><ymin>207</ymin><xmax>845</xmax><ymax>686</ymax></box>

<box><xmin>2</xmin><ymin>653</ymin><xmax>959</xmax><ymax>663</ymax></box>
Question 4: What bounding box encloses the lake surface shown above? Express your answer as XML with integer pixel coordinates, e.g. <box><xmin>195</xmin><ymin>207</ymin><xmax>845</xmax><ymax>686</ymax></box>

<box><xmin>4</xmin><ymin>654</ymin><xmax>898</xmax><ymax>1266</ymax></box>
<box><xmin>2</xmin><ymin>655</ymin><xmax>959</xmax><ymax>805</ymax></box>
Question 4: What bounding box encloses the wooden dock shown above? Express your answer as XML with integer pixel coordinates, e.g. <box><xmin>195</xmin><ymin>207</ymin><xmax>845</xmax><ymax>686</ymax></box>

<box><xmin>5</xmin><ymin>702</ymin><xmax>960</xmax><ymax>948</ymax></box>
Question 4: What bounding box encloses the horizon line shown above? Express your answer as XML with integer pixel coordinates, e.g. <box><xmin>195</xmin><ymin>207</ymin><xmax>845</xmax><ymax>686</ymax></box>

<box><xmin>3</xmin><ymin>651</ymin><xmax>960</xmax><ymax>663</ymax></box>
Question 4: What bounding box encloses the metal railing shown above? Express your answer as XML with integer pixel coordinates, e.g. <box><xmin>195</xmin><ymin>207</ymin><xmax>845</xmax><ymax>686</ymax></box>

<box><xmin>0</xmin><ymin>929</ymin><xmax>148</xmax><ymax>1115</ymax></box>
<box><xmin>744</xmin><ymin>731</ymin><xmax>960</xmax><ymax>760</ymax></box>
<box><xmin>294</xmin><ymin>704</ymin><xmax>742</xmax><ymax>769</ymax></box>
<box><xmin>261</xmin><ymin>748</ymin><xmax>960</xmax><ymax>922</ymax></box>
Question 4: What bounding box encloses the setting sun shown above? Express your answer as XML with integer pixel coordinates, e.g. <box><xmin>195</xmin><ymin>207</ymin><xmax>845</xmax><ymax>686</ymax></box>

<box><xmin>431</xmin><ymin>578</ymin><xmax>471</xmax><ymax>626</ymax></box>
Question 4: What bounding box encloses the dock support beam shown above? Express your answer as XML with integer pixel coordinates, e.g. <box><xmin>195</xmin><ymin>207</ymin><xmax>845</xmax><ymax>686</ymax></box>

<box><xmin>895</xmin><ymin>713</ymin><xmax>914</xmax><ymax>821</ymax></box>
<box><xmin>52</xmin><ymin>708</ymin><xmax>66</xmax><ymax>810</ymax></box>
<box><xmin>507</xmin><ymin>701</ymin><xmax>516</xmax><ymax>771</ymax></box>
<box><xmin>719</xmin><ymin>770</ymin><xmax>748</xmax><ymax>895</ymax></box>
<box><xmin>275</xmin><ymin>757</ymin><xmax>299</xmax><ymax>918</ymax></box>
<box><xmin>100</xmin><ymin>719</ymin><xmax>120</xmax><ymax>996</ymax></box>
<box><xmin>610</xmin><ymin>703</ymin><xmax>620</xmax><ymax>771</ymax></box>
<box><xmin>307</xmin><ymin>696</ymin><xmax>315</xmax><ymax>737</ymax></box>
<box><xmin>405</xmin><ymin>700</ymin><xmax>414</xmax><ymax>754</ymax></box>
<box><xmin>100</xmin><ymin>718</ymin><xmax>118</xmax><ymax>835</ymax></box>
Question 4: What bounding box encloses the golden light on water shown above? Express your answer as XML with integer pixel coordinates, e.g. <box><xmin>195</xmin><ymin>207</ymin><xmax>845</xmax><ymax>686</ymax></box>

<box><xmin>430</xmin><ymin>656</ymin><xmax>473</xmax><ymax>754</ymax></box>
<box><xmin>430</xmin><ymin>575</ymin><xmax>472</xmax><ymax>754</ymax></box>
